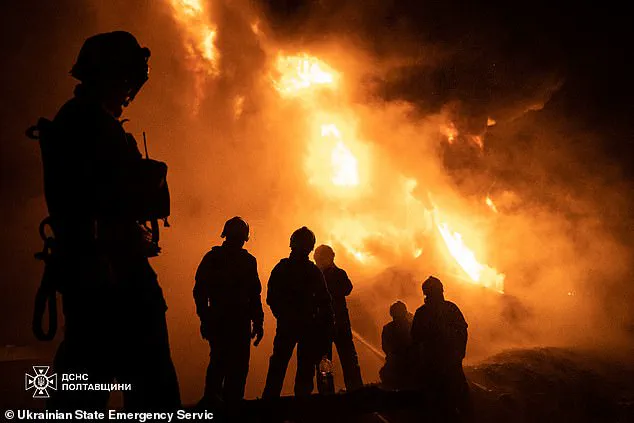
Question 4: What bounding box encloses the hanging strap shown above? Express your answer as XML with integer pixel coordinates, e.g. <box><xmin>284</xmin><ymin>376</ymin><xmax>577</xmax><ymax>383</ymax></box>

<box><xmin>32</xmin><ymin>217</ymin><xmax>58</xmax><ymax>341</ymax></box>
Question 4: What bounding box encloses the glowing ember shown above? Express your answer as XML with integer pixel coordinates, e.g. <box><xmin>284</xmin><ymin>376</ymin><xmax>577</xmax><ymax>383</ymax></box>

<box><xmin>250</xmin><ymin>20</ymin><xmax>260</xmax><ymax>35</ymax></box>
<box><xmin>470</xmin><ymin>135</ymin><xmax>484</xmax><ymax>149</ymax></box>
<box><xmin>441</xmin><ymin>122</ymin><xmax>458</xmax><ymax>143</ymax></box>
<box><xmin>485</xmin><ymin>196</ymin><xmax>499</xmax><ymax>213</ymax></box>
<box><xmin>434</xmin><ymin>216</ymin><xmax>505</xmax><ymax>292</ymax></box>
<box><xmin>273</xmin><ymin>54</ymin><xmax>338</xmax><ymax>96</ymax></box>
<box><xmin>487</xmin><ymin>117</ymin><xmax>497</xmax><ymax>126</ymax></box>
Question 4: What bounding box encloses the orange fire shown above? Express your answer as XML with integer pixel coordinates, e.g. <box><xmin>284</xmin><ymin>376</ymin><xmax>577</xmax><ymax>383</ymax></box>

<box><xmin>167</xmin><ymin>0</ymin><xmax>219</xmax><ymax>110</ymax></box>
<box><xmin>441</xmin><ymin>122</ymin><xmax>484</xmax><ymax>150</ymax></box>
<box><xmin>167</xmin><ymin>2</ymin><xmax>506</xmax><ymax>292</ymax></box>
<box><xmin>168</xmin><ymin>0</ymin><xmax>219</xmax><ymax>73</ymax></box>
<box><xmin>434</xmin><ymin>215</ymin><xmax>505</xmax><ymax>292</ymax></box>
<box><xmin>320</xmin><ymin>124</ymin><xmax>359</xmax><ymax>187</ymax></box>
<box><xmin>485</xmin><ymin>196</ymin><xmax>499</xmax><ymax>213</ymax></box>
<box><xmin>270</xmin><ymin>52</ymin><xmax>505</xmax><ymax>291</ymax></box>
<box><xmin>441</xmin><ymin>122</ymin><xmax>459</xmax><ymax>144</ymax></box>
<box><xmin>272</xmin><ymin>54</ymin><xmax>339</xmax><ymax>97</ymax></box>
<box><xmin>470</xmin><ymin>135</ymin><xmax>484</xmax><ymax>150</ymax></box>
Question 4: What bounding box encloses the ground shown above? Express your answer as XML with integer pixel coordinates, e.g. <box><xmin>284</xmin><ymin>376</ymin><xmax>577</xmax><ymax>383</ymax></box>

<box><xmin>1</xmin><ymin>346</ymin><xmax>633</xmax><ymax>422</ymax></box>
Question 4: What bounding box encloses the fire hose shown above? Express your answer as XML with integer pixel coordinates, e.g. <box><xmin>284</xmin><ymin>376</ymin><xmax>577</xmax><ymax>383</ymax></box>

<box><xmin>351</xmin><ymin>329</ymin><xmax>386</xmax><ymax>360</ymax></box>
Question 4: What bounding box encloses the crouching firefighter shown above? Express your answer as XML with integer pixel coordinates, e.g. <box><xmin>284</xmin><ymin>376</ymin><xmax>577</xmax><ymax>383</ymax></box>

<box><xmin>194</xmin><ymin>217</ymin><xmax>264</xmax><ymax>406</ymax></box>
<box><xmin>26</xmin><ymin>31</ymin><xmax>180</xmax><ymax>411</ymax></box>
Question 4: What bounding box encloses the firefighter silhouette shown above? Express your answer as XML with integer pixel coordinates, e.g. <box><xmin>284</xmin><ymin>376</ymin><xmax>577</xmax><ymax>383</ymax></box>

<box><xmin>379</xmin><ymin>301</ymin><xmax>418</xmax><ymax>390</ymax></box>
<box><xmin>194</xmin><ymin>217</ymin><xmax>264</xmax><ymax>404</ymax></box>
<box><xmin>263</xmin><ymin>227</ymin><xmax>335</xmax><ymax>398</ymax></box>
<box><xmin>32</xmin><ymin>31</ymin><xmax>180</xmax><ymax>410</ymax></box>
<box><xmin>313</xmin><ymin>245</ymin><xmax>363</xmax><ymax>392</ymax></box>
<box><xmin>411</xmin><ymin>276</ymin><xmax>470</xmax><ymax>419</ymax></box>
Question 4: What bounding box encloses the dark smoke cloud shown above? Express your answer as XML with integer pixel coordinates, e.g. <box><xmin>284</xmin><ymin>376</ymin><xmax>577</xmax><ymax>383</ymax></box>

<box><xmin>256</xmin><ymin>0</ymin><xmax>634</xmax><ymax>353</ymax></box>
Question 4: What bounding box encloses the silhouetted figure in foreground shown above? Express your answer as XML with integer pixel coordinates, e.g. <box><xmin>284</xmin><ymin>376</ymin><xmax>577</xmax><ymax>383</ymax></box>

<box><xmin>263</xmin><ymin>227</ymin><xmax>335</xmax><ymax>398</ymax></box>
<box><xmin>194</xmin><ymin>217</ymin><xmax>264</xmax><ymax>405</ymax></box>
<box><xmin>380</xmin><ymin>301</ymin><xmax>418</xmax><ymax>390</ymax></box>
<box><xmin>411</xmin><ymin>276</ymin><xmax>470</xmax><ymax>420</ymax></box>
<box><xmin>35</xmin><ymin>31</ymin><xmax>179</xmax><ymax>410</ymax></box>
<box><xmin>313</xmin><ymin>245</ymin><xmax>363</xmax><ymax>392</ymax></box>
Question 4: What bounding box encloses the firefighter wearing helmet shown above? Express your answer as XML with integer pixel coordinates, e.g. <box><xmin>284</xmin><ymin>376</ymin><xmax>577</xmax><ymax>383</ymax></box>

<box><xmin>411</xmin><ymin>276</ymin><xmax>470</xmax><ymax>418</ymax></box>
<box><xmin>263</xmin><ymin>227</ymin><xmax>335</xmax><ymax>398</ymax></box>
<box><xmin>193</xmin><ymin>216</ymin><xmax>264</xmax><ymax>404</ymax></box>
<box><xmin>34</xmin><ymin>32</ymin><xmax>180</xmax><ymax>410</ymax></box>
<box><xmin>313</xmin><ymin>245</ymin><xmax>364</xmax><ymax>392</ymax></box>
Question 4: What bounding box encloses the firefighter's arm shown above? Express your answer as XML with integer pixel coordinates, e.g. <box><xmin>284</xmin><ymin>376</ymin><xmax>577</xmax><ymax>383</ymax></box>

<box><xmin>266</xmin><ymin>263</ymin><xmax>283</xmax><ymax>319</ymax></box>
<box><xmin>193</xmin><ymin>253</ymin><xmax>213</xmax><ymax>320</ymax></box>
<box><xmin>249</xmin><ymin>256</ymin><xmax>264</xmax><ymax>346</ymax></box>
<box><xmin>381</xmin><ymin>326</ymin><xmax>392</xmax><ymax>356</ymax></box>
<box><xmin>339</xmin><ymin>269</ymin><xmax>353</xmax><ymax>297</ymax></box>
<box><xmin>450</xmin><ymin>304</ymin><xmax>468</xmax><ymax>358</ymax></box>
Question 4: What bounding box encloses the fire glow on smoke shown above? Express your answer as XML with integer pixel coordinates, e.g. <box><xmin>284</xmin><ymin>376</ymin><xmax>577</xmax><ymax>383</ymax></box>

<box><xmin>166</xmin><ymin>0</ymin><xmax>505</xmax><ymax>293</ymax></box>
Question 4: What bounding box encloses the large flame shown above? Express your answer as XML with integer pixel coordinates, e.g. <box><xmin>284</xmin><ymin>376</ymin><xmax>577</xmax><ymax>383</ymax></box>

<box><xmin>271</xmin><ymin>52</ymin><xmax>505</xmax><ymax>292</ymax></box>
<box><xmin>167</xmin><ymin>2</ymin><xmax>505</xmax><ymax>293</ymax></box>
<box><xmin>167</xmin><ymin>0</ymin><xmax>220</xmax><ymax>110</ymax></box>
<box><xmin>321</xmin><ymin>124</ymin><xmax>359</xmax><ymax>187</ymax></box>
<box><xmin>273</xmin><ymin>54</ymin><xmax>339</xmax><ymax>97</ymax></box>
<box><xmin>434</xmin><ymin>216</ymin><xmax>505</xmax><ymax>292</ymax></box>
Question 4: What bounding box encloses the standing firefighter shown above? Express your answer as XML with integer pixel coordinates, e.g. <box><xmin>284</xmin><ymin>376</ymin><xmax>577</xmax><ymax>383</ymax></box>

<box><xmin>411</xmin><ymin>276</ymin><xmax>470</xmax><ymax>419</ymax></box>
<box><xmin>263</xmin><ymin>227</ymin><xmax>335</xmax><ymax>398</ymax></box>
<box><xmin>380</xmin><ymin>301</ymin><xmax>417</xmax><ymax>390</ymax></box>
<box><xmin>193</xmin><ymin>217</ymin><xmax>264</xmax><ymax>404</ymax></box>
<box><xmin>28</xmin><ymin>31</ymin><xmax>180</xmax><ymax>410</ymax></box>
<box><xmin>313</xmin><ymin>245</ymin><xmax>363</xmax><ymax>392</ymax></box>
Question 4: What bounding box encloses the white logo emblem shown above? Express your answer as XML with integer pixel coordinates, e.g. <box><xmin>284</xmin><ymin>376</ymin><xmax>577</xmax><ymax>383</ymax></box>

<box><xmin>25</xmin><ymin>366</ymin><xmax>57</xmax><ymax>398</ymax></box>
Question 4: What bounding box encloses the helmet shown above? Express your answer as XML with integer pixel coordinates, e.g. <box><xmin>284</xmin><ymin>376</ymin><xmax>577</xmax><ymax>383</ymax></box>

<box><xmin>422</xmin><ymin>276</ymin><xmax>444</xmax><ymax>294</ymax></box>
<box><xmin>221</xmin><ymin>216</ymin><xmax>250</xmax><ymax>242</ymax></box>
<box><xmin>314</xmin><ymin>244</ymin><xmax>335</xmax><ymax>261</ymax></box>
<box><xmin>71</xmin><ymin>31</ymin><xmax>150</xmax><ymax>105</ymax></box>
<box><xmin>290</xmin><ymin>226</ymin><xmax>316</xmax><ymax>252</ymax></box>
<box><xmin>389</xmin><ymin>301</ymin><xmax>408</xmax><ymax>319</ymax></box>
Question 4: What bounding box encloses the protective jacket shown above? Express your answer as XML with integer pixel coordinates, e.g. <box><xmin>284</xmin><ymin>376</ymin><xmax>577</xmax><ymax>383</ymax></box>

<box><xmin>42</xmin><ymin>85</ymin><xmax>180</xmax><ymax>410</ymax></box>
<box><xmin>194</xmin><ymin>241</ymin><xmax>263</xmax><ymax>402</ymax></box>
<box><xmin>194</xmin><ymin>242</ymin><xmax>264</xmax><ymax>329</ymax></box>
<box><xmin>321</xmin><ymin>265</ymin><xmax>352</xmax><ymax>329</ymax></box>
<box><xmin>267</xmin><ymin>253</ymin><xmax>333</xmax><ymax>329</ymax></box>
<box><xmin>411</xmin><ymin>300</ymin><xmax>467</xmax><ymax>366</ymax></box>
<box><xmin>263</xmin><ymin>253</ymin><xmax>334</xmax><ymax>398</ymax></box>
<box><xmin>319</xmin><ymin>264</ymin><xmax>363</xmax><ymax>391</ymax></box>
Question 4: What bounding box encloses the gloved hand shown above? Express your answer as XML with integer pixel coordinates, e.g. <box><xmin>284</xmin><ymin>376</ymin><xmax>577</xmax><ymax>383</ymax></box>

<box><xmin>251</xmin><ymin>323</ymin><xmax>264</xmax><ymax>347</ymax></box>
